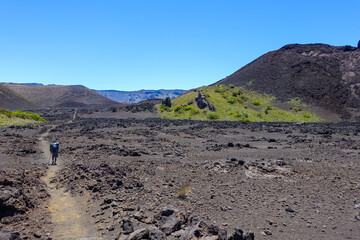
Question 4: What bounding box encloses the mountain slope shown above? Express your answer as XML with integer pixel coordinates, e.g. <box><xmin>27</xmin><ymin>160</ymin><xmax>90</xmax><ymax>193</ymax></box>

<box><xmin>0</xmin><ymin>84</ymin><xmax>39</xmax><ymax>110</ymax></box>
<box><xmin>94</xmin><ymin>89</ymin><xmax>186</xmax><ymax>103</ymax></box>
<box><xmin>213</xmin><ymin>43</ymin><xmax>360</xmax><ymax>119</ymax></box>
<box><xmin>2</xmin><ymin>83</ymin><xmax>118</xmax><ymax>108</ymax></box>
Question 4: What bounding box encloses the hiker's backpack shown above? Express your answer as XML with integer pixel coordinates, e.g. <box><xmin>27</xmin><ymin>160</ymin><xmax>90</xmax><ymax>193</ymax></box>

<box><xmin>50</xmin><ymin>142</ymin><xmax>59</xmax><ymax>152</ymax></box>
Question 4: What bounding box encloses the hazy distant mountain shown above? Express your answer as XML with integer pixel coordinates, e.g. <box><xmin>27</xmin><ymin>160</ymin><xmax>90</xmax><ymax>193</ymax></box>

<box><xmin>3</xmin><ymin>83</ymin><xmax>118</xmax><ymax>108</ymax></box>
<box><xmin>20</xmin><ymin>83</ymin><xmax>44</xmax><ymax>86</ymax></box>
<box><xmin>94</xmin><ymin>89</ymin><xmax>186</xmax><ymax>103</ymax></box>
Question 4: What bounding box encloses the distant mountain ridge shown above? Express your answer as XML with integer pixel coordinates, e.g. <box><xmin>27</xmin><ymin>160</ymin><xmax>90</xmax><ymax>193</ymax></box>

<box><xmin>19</xmin><ymin>83</ymin><xmax>44</xmax><ymax>86</ymax></box>
<box><xmin>94</xmin><ymin>89</ymin><xmax>186</xmax><ymax>103</ymax></box>
<box><xmin>2</xmin><ymin>83</ymin><xmax>118</xmax><ymax>108</ymax></box>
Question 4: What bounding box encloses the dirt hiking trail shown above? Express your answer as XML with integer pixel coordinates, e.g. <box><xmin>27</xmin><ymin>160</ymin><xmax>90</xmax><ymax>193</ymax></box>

<box><xmin>39</xmin><ymin>129</ymin><xmax>97</xmax><ymax>240</ymax></box>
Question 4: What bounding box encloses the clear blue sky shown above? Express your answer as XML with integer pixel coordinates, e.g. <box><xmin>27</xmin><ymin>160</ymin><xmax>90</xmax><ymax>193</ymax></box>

<box><xmin>0</xmin><ymin>1</ymin><xmax>359</xmax><ymax>91</ymax></box>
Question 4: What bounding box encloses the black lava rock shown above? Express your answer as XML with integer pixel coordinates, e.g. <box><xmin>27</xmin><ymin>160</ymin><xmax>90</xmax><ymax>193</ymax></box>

<box><xmin>285</xmin><ymin>207</ymin><xmax>295</xmax><ymax>213</ymax></box>
<box><xmin>162</xmin><ymin>97</ymin><xmax>172</xmax><ymax>108</ymax></box>
<box><xmin>195</xmin><ymin>91</ymin><xmax>215</xmax><ymax>111</ymax></box>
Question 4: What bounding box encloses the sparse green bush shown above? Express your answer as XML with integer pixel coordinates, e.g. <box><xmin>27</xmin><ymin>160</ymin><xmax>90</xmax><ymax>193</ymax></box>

<box><xmin>288</xmin><ymin>97</ymin><xmax>304</xmax><ymax>106</ymax></box>
<box><xmin>159</xmin><ymin>104</ymin><xmax>171</xmax><ymax>112</ymax></box>
<box><xmin>233</xmin><ymin>112</ymin><xmax>250</xmax><ymax>122</ymax></box>
<box><xmin>11</xmin><ymin>110</ymin><xmax>46</xmax><ymax>122</ymax></box>
<box><xmin>239</xmin><ymin>95</ymin><xmax>249</xmax><ymax>102</ymax></box>
<box><xmin>190</xmin><ymin>108</ymin><xmax>200</xmax><ymax>116</ymax></box>
<box><xmin>229</xmin><ymin>84</ymin><xmax>235</xmax><ymax>88</ymax></box>
<box><xmin>174</xmin><ymin>105</ymin><xmax>182</xmax><ymax>112</ymax></box>
<box><xmin>264</xmin><ymin>105</ymin><xmax>273</xmax><ymax>114</ymax></box>
<box><xmin>174</xmin><ymin>105</ymin><xmax>185</xmax><ymax>114</ymax></box>
<box><xmin>184</xmin><ymin>106</ymin><xmax>194</xmax><ymax>111</ymax></box>
<box><xmin>291</xmin><ymin>107</ymin><xmax>302</xmax><ymax>112</ymax></box>
<box><xmin>303</xmin><ymin>112</ymin><xmax>310</xmax><ymax>118</ymax></box>
<box><xmin>220</xmin><ymin>93</ymin><xmax>227</xmax><ymax>99</ymax></box>
<box><xmin>0</xmin><ymin>109</ymin><xmax>46</xmax><ymax>122</ymax></box>
<box><xmin>252</xmin><ymin>101</ymin><xmax>261</xmax><ymax>106</ymax></box>
<box><xmin>215</xmin><ymin>84</ymin><xmax>228</xmax><ymax>93</ymax></box>
<box><xmin>207</xmin><ymin>112</ymin><xmax>220</xmax><ymax>120</ymax></box>
<box><xmin>227</xmin><ymin>97</ymin><xmax>237</xmax><ymax>104</ymax></box>
<box><xmin>178</xmin><ymin>183</ymin><xmax>190</xmax><ymax>198</ymax></box>
<box><xmin>187</xmin><ymin>101</ymin><xmax>194</xmax><ymax>105</ymax></box>
<box><xmin>234</xmin><ymin>112</ymin><xmax>248</xmax><ymax>118</ymax></box>
<box><xmin>244</xmin><ymin>105</ymin><xmax>248</xmax><ymax>109</ymax></box>
<box><xmin>0</xmin><ymin>109</ymin><xmax>12</xmax><ymax>117</ymax></box>
<box><xmin>246</xmin><ymin>80</ymin><xmax>254</xmax><ymax>87</ymax></box>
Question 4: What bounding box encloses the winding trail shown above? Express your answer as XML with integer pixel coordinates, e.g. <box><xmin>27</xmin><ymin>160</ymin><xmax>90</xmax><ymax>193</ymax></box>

<box><xmin>39</xmin><ymin>113</ymin><xmax>96</xmax><ymax>240</ymax></box>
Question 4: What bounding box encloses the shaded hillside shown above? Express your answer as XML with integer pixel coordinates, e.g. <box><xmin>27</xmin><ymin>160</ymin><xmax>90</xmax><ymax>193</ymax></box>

<box><xmin>0</xmin><ymin>84</ymin><xmax>38</xmax><ymax>110</ymax></box>
<box><xmin>94</xmin><ymin>89</ymin><xmax>186</xmax><ymax>103</ymax></box>
<box><xmin>3</xmin><ymin>83</ymin><xmax>118</xmax><ymax>108</ymax></box>
<box><xmin>214</xmin><ymin>43</ymin><xmax>360</xmax><ymax>119</ymax></box>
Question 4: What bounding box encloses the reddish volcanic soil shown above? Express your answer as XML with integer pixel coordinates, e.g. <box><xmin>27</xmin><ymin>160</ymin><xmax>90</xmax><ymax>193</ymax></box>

<box><xmin>1</xmin><ymin>109</ymin><xmax>360</xmax><ymax>239</ymax></box>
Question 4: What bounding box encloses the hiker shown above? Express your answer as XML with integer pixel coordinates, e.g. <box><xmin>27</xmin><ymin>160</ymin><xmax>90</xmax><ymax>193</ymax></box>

<box><xmin>50</xmin><ymin>141</ymin><xmax>60</xmax><ymax>165</ymax></box>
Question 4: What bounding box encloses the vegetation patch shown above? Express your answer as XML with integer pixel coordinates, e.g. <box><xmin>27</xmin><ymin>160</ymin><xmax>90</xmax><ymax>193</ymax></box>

<box><xmin>178</xmin><ymin>183</ymin><xmax>191</xmax><ymax>198</ymax></box>
<box><xmin>288</xmin><ymin>97</ymin><xmax>306</xmax><ymax>107</ymax></box>
<box><xmin>291</xmin><ymin>107</ymin><xmax>302</xmax><ymax>112</ymax></box>
<box><xmin>159</xmin><ymin>104</ymin><xmax>171</xmax><ymax>112</ymax></box>
<box><xmin>207</xmin><ymin>112</ymin><xmax>220</xmax><ymax>120</ymax></box>
<box><xmin>0</xmin><ymin>109</ymin><xmax>46</xmax><ymax>126</ymax></box>
<box><xmin>157</xmin><ymin>85</ymin><xmax>322</xmax><ymax>122</ymax></box>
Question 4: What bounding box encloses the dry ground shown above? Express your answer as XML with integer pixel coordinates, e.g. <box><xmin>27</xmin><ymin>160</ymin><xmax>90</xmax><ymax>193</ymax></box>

<box><xmin>1</xmin><ymin>109</ymin><xmax>360</xmax><ymax>239</ymax></box>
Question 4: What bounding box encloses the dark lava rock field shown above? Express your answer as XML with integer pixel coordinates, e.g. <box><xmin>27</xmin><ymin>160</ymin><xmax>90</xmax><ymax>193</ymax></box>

<box><xmin>1</xmin><ymin>109</ymin><xmax>360</xmax><ymax>239</ymax></box>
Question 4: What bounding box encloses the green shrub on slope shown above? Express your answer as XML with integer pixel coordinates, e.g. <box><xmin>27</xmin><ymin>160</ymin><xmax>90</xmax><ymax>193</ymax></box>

<box><xmin>157</xmin><ymin>85</ymin><xmax>321</xmax><ymax>122</ymax></box>
<box><xmin>0</xmin><ymin>109</ymin><xmax>46</xmax><ymax>126</ymax></box>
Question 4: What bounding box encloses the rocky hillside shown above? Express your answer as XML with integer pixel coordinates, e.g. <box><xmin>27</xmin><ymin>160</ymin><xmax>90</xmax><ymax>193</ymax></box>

<box><xmin>2</xmin><ymin>83</ymin><xmax>119</xmax><ymax>108</ymax></box>
<box><xmin>94</xmin><ymin>89</ymin><xmax>186</xmax><ymax>103</ymax></box>
<box><xmin>0</xmin><ymin>84</ymin><xmax>38</xmax><ymax>110</ymax></box>
<box><xmin>213</xmin><ymin>43</ymin><xmax>360</xmax><ymax>120</ymax></box>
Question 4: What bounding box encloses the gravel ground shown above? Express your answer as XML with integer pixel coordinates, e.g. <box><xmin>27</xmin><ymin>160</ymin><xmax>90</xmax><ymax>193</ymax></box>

<box><xmin>1</xmin><ymin>109</ymin><xmax>360</xmax><ymax>239</ymax></box>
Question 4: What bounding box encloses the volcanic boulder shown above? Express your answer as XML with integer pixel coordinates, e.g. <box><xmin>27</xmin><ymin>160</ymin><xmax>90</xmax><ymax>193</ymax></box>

<box><xmin>195</xmin><ymin>91</ymin><xmax>215</xmax><ymax>111</ymax></box>
<box><xmin>162</xmin><ymin>97</ymin><xmax>171</xmax><ymax>108</ymax></box>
